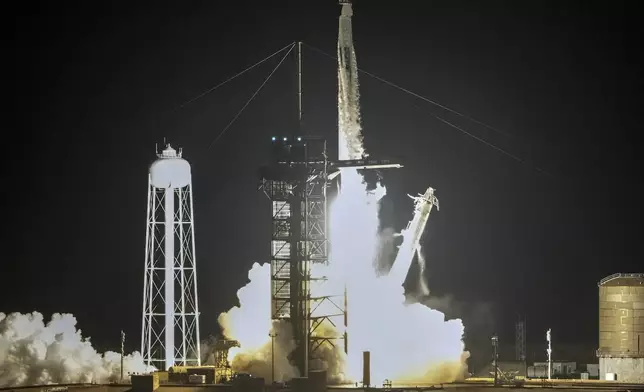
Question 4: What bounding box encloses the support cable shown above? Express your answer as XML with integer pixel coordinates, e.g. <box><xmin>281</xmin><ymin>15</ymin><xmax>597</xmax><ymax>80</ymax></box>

<box><xmin>303</xmin><ymin>43</ymin><xmax>511</xmax><ymax>137</ymax></box>
<box><xmin>302</xmin><ymin>42</ymin><xmax>551</xmax><ymax>176</ymax></box>
<box><xmin>207</xmin><ymin>43</ymin><xmax>296</xmax><ymax>149</ymax></box>
<box><xmin>174</xmin><ymin>42</ymin><xmax>296</xmax><ymax>111</ymax></box>
<box><xmin>430</xmin><ymin>113</ymin><xmax>550</xmax><ymax>176</ymax></box>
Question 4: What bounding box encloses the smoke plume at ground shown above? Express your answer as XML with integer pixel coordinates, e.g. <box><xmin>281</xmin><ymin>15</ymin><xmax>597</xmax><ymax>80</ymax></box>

<box><xmin>217</xmin><ymin>262</ymin><xmax>299</xmax><ymax>382</ymax></box>
<box><xmin>333</xmin><ymin>12</ymin><xmax>469</xmax><ymax>381</ymax></box>
<box><xmin>220</xmin><ymin>3</ymin><xmax>470</xmax><ymax>384</ymax></box>
<box><xmin>422</xmin><ymin>295</ymin><xmax>497</xmax><ymax>374</ymax></box>
<box><xmin>0</xmin><ymin>312</ymin><xmax>151</xmax><ymax>387</ymax></box>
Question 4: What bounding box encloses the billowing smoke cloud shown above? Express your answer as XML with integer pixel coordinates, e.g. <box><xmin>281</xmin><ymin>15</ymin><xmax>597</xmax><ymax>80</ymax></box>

<box><xmin>374</xmin><ymin>227</ymin><xmax>399</xmax><ymax>276</ymax></box>
<box><xmin>421</xmin><ymin>295</ymin><xmax>496</xmax><ymax>374</ymax></box>
<box><xmin>217</xmin><ymin>263</ymin><xmax>299</xmax><ymax>382</ymax></box>
<box><xmin>0</xmin><ymin>312</ymin><xmax>151</xmax><ymax>387</ymax></box>
<box><xmin>332</xmin><ymin>2</ymin><xmax>469</xmax><ymax>383</ymax></box>
<box><xmin>227</xmin><ymin>320</ymin><xmax>298</xmax><ymax>382</ymax></box>
<box><xmin>199</xmin><ymin>335</ymin><xmax>218</xmax><ymax>365</ymax></box>
<box><xmin>220</xmin><ymin>3</ymin><xmax>470</xmax><ymax>386</ymax></box>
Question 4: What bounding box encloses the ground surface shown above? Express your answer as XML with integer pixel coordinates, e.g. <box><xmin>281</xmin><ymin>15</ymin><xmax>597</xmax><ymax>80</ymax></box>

<box><xmin>2</xmin><ymin>381</ymin><xmax>644</xmax><ymax>392</ymax></box>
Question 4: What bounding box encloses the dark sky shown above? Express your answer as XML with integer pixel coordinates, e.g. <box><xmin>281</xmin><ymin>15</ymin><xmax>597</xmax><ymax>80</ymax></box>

<box><xmin>6</xmin><ymin>0</ymin><xmax>642</xmax><ymax>369</ymax></box>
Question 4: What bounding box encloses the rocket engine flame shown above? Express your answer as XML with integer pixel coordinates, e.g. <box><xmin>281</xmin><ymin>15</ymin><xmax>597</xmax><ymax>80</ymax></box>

<box><xmin>329</xmin><ymin>166</ymin><xmax>469</xmax><ymax>385</ymax></box>
<box><xmin>331</xmin><ymin>1</ymin><xmax>469</xmax><ymax>385</ymax></box>
<box><xmin>0</xmin><ymin>312</ymin><xmax>152</xmax><ymax>387</ymax></box>
<box><xmin>219</xmin><ymin>2</ymin><xmax>468</xmax><ymax>385</ymax></box>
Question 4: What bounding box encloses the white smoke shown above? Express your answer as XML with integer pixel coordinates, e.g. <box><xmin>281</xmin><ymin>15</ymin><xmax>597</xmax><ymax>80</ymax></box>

<box><xmin>217</xmin><ymin>262</ymin><xmax>298</xmax><ymax>382</ymax></box>
<box><xmin>328</xmin><ymin>169</ymin><xmax>469</xmax><ymax>384</ymax></box>
<box><xmin>219</xmin><ymin>4</ymin><xmax>469</xmax><ymax>386</ymax></box>
<box><xmin>0</xmin><ymin>312</ymin><xmax>151</xmax><ymax>387</ymax></box>
<box><xmin>330</xmin><ymin>2</ymin><xmax>469</xmax><ymax>384</ymax></box>
<box><xmin>374</xmin><ymin>227</ymin><xmax>399</xmax><ymax>276</ymax></box>
<box><xmin>417</xmin><ymin>245</ymin><xmax>430</xmax><ymax>297</ymax></box>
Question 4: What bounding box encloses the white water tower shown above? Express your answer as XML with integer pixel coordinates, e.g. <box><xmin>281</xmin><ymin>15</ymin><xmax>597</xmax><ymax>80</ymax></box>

<box><xmin>141</xmin><ymin>143</ymin><xmax>201</xmax><ymax>370</ymax></box>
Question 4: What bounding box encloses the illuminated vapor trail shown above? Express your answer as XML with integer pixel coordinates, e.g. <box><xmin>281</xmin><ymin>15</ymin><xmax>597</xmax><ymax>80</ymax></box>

<box><xmin>218</xmin><ymin>2</ymin><xmax>468</xmax><ymax>385</ymax></box>
<box><xmin>330</xmin><ymin>0</ymin><xmax>468</xmax><ymax>385</ymax></box>
<box><xmin>417</xmin><ymin>244</ymin><xmax>430</xmax><ymax>297</ymax></box>
<box><xmin>0</xmin><ymin>312</ymin><xmax>152</xmax><ymax>387</ymax></box>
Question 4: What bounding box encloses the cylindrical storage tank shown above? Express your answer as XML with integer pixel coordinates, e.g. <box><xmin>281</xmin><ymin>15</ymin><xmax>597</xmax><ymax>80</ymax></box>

<box><xmin>597</xmin><ymin>273</ymin><xmax>644</xmax><ymax>383</ymax></box>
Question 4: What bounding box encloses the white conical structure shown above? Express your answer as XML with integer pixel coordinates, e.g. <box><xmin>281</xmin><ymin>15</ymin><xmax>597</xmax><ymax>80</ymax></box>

<box><xmin>141</xmin><ymin>144</ymin><xmax>201</xmax><ymax>370</ymax></box>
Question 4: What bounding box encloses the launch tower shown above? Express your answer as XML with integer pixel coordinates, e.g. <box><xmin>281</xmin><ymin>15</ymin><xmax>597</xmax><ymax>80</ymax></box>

<box><xmin>258</xmin><ymin>1</ymin><xmax>401</xmax><ymax>377</ymax></box>
<box><xmin>259</xmin><ymin>135</ymin><xmax>332</xmax><ymax>377</ymax></box>
<box><xmin>259</xmin><ymin>137</ymin><xmax>401</xmax><ymax>376</ymax></box>
<box><xmin>141</xmin><ymin>144</ymin><xmax>201</xmax><ymax>370</ymax></box>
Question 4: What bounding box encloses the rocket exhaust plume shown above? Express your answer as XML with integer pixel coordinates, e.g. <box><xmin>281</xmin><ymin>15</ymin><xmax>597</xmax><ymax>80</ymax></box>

<box><xmin>217</xmin><ymin>263</ymin><xmax>299</xmax><ymax>382</ymax></box>
<box><xmin>0</xmin><ymin>312</ymin><xmax>152</xmax><ymax>387</ymax></box>
<box><xmin>330</xmin><ymin>0</ymin><xmax>469</xmax><ymax>385</ymax></box>
<box><xmin>219</xmin><ymin>2</ymin><xmax>468</xmax><ymax>385</ymax></box>
<box><xmin>217</xmin><ymin>263</ymin><xmax>348</xmax><ymax>383</ymax></box>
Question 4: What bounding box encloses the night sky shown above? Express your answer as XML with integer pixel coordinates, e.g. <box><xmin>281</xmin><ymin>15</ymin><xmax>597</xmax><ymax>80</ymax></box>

<box><xmin>6</xmin><ymin>0</ymin><xmax>642</xmax><ymax>371</ymax></box>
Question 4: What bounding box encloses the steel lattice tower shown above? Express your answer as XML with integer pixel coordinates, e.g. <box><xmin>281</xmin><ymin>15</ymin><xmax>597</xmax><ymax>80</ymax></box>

<box><xmin>259</xmin><ymin>136</ymin><xmax>400</xmax><ymax>376</ymax></box>
<box><xmin>141</xmin><ymin>144</ymin><xmax>201</xmax><ymax>370</ymax></box>
<box><xmin>259</xmin><ymin>136</ymin><xmax>338</xmax><ymax>376</ymax></box>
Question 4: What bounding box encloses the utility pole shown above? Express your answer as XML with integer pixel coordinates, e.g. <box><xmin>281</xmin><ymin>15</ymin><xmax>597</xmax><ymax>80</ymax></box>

<box><xmin>120</xmin><ymin>330</ymin><xmax>125</xmax><ymax>382</ymax></box>
<box><xmin>269</xmin><ymin>332</ymin><xmax>278</xmax><ymax>384</ymax></box>
<box><xmin>491</xmin><ymin>334</ymin><xmax>499</xmax><ymax>386</ymax></box>
<box><xmin>546</xmin><ymin>329</ymin><xmax>552</xmax><ymax>380</ymax></box>
<box><xmin>515</xmin><ymin>318</ymin><xmax>526</xmax><ymax>361</ymax></box>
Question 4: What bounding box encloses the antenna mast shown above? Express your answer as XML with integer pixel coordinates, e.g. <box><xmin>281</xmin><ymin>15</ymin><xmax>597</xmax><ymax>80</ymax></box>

<box><xmin>546</xmin><ymin>328</ymin><xmax>552</xmax><ymax>380</ymax></box>
<box><xmin>297</xmin><ymin>41</ymin><xmax>303</xmax><ymax>131</ymax></box>
<box><xmin>120</xmin><ymin>330</ymin><xmax>125</xmax><ymax>381</ymax></box>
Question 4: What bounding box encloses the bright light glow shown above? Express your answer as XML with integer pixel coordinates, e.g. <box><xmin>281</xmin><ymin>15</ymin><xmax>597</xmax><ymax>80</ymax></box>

<box><xmin>217</xmin><ymin>263</ymin><xmax>298</xmax><ymax>381</ymax></box>
<box><xmin>328</xmin><ymin>101</ymin><xmax>467</xmax><ymax>386</ymax></box>
<box><xmin>327</xmin><ymin>2</ymin><xmax>468</xmax><ymax>383</ymax></box>
<box><xmin>218</xmin><ymin>3</ymin><xmax>469</xmax><ymax>386</ymax></box>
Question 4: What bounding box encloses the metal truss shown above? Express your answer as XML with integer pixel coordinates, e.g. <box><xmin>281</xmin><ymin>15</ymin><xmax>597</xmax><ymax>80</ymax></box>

<box><xmin>259</xmin><ymin>136</ymin><xmax>347</xmax><ymax>376</ymax></box>
<box><xmin>141</xmin><ymin>179</ymin><xmax>201</xmax><ymax>370</ymax></box>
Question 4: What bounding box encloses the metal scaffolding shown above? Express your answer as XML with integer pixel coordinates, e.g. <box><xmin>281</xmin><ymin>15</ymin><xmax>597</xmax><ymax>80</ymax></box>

<box><xmin>259</xmin><ymin>135</ymin><xmax>342</xmax><ymax>376</ymax></box>
<box><xmin>259</xmin><ymin>136</ymin><xmax>401</xmax><ymax>376</ymax></box>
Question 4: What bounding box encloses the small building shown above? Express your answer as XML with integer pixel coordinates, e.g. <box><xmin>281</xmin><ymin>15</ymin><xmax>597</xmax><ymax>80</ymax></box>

<box><xmin>533</xmin><ymin>361</ymin><xmax>576</xmax><ymax>377</ymax></box>
<box><xmin>168</xmin><ymin>365</ymin><xmax>216</xmax><ymax>384</ymax></box>
<box><xmin>527</xmin><ymin>365</ymin><xmax>547</xmax><ymax>379</ymax></box>
<box><xmin>586</xmin><ymin>363</ymin><xmax>599</xmax><ymax>378</ymax></box>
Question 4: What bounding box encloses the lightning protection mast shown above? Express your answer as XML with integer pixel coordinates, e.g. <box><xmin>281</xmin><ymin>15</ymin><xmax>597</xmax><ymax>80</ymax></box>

<box><xmin>141</xmin><ymin>143</ymin><xmax>201</xmax><ymax>370</ymax></box>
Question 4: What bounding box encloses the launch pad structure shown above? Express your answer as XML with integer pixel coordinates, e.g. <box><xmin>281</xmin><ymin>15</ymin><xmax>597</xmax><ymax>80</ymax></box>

<box><xmin>259</xmin><ymin>136</ymin><xmax>401</xmax><ymax>377</ymax></box>
<box><xmin>257</xmin><ymin>1</ymin><xmax>403</xmax><ymax>377</ymax></box>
